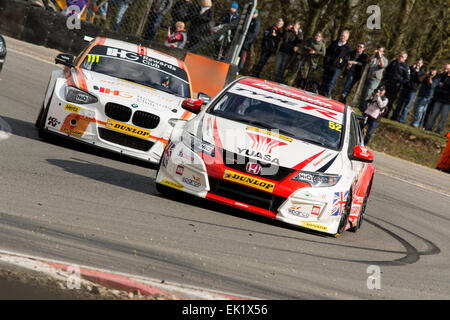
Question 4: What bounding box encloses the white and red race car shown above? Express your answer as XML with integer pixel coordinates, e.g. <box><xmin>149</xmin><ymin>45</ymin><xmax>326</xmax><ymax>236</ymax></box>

<box><xmin>156</xmin><ymin>77</ymin><xmax>375</xmax><ymax>236</ymax></box>
<box><xmin>35</xmin><ymin>37</ymin><xmax>197</xmax><ymax>163</ymax></box>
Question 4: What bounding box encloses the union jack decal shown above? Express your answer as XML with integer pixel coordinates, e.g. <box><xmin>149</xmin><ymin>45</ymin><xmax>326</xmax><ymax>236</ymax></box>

<box><xmin>331</xmin><ymin>191</ymin><xmax>349</xmax><ymax>216</ymax></box>
<box><xmin>162</xmin><ymin>141</ymin><xmax>175</xmax><ymax>168</ymax></box>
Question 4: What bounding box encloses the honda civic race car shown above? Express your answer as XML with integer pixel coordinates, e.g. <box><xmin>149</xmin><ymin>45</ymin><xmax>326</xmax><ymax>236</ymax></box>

<box><xmin>156</xmin><ymin>77</ymin><xmax>375</xmax><ymax>236</ymax></box>
<box><xmin>35</xmin><ymin>36</ymin><xmax>196</xmax><ymax>163</ymax></box>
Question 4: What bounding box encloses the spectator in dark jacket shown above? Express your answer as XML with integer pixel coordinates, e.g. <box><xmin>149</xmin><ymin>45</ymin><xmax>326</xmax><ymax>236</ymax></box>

<box><xmin>396</xmin><ymin>58</ymin><xmax>426</xmax><ymax>123</ymax></box>
<box><xmin>143</xmin><ymin>0</ymin><xmax>174</xmax><ymax>42</ymax></box>
<box><xmin>319</xmin><ymin>30</ymin><xmax>350</xmax><ymax>97</ymax></box>
<box><xmin>339</xmin><ymin>43</ymin><xmax>367</xmax><ymax>104</ymax></box>
<box><xmin>410</xmin><ymin>67</ymin><xmax>441</xmax><ymax>128</ymax></box>
<box><xmin>382</xmin><ymin>51</ymin><xmax>410</xmax><ymax>118</ymax></box>
<box><xmin>187</xmin><ymin>0</ymin><xmax>214</xmax><ymax>50</ymax></box>
<box><xmin>214</xmin><ymin>2</ymin><xmax>240</xmax><ymax>60</ymax></box>
<box><xmin>238</xmin><ymin>9</ymin><xmax>260</xmax><ymax>72</ymax></box>
<box><xmin>251</xmin><ymin>18</ymin><xmax>284</xmax><ymax>78</ymax></box>
<box><xmin>170</xmin><ymin>0</ymin><xmax>197</xmax><ymax>30</ymax></box>
<box><xmin>274</xmin><ymin>20</ymin><xmax>303</xmax><ymax>83</ymax></box>
<box><xmin>425</xmin><ymin>65</ymin><xmax>450</xmax><ymax>134</ymax></box>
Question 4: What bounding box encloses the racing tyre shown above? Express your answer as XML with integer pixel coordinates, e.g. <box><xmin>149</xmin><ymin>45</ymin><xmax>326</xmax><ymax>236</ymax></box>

<box><xmin>37</xmin><ymin>103</ymin><xmax>50</xmax><ymax>139</ymax></box>
<box><xmin>35</xmin><ymin>103</ymin><xmax>45</xmax><ymax>128</ymax></box>
<box><xmin>336</xmin><ymin>191</ymin><xmax>352</xmax><ymax>236</ymax></box>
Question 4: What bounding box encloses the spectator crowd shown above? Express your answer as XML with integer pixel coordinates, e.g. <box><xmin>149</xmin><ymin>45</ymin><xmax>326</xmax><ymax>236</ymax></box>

<box><xmin>69</xmin><ymin>0</ymin><xmax>449</xmax><ymax>144</ymax></box>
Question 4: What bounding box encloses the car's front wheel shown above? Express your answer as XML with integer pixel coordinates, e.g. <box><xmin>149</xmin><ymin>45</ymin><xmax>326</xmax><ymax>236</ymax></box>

<box><xmin>335</xmin><ymin>191</ymin><xmax>352</xmax><ymax>237</ymax></box>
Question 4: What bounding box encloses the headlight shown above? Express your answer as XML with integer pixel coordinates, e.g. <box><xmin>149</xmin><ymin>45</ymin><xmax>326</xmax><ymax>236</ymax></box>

<box><xmin>65</xmin><ymin>86</ymin><xmax>98</xmax><ymax>104</ymax></box>
<box><xmin>181</xmin><ymin>131</ymin><xmax>215</xmax><ymax>156</ymax></box>
<box><xmin>292</xmin><ymin>171</ymin><xmax>341</xmax><ymax>187</ymax></box>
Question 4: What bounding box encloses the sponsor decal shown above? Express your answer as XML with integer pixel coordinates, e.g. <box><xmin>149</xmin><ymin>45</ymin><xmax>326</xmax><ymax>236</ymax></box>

<box><xmin>313</xmin><ymin>153</ymin><xmax>332</xmax><ymax>167</ymax></box>
<box><xmin>87</xmin><ymin>55</ymin><xmax>100</xmax><ymax>63</ymax></box>
<box><xmin>47</xmin><ymin>116</ymin><xmax>61</xmax><ymax>127</ymax></box>
<box><xmin>222</xmin><ymin>169</ymin><xmax>275</xmax><ymax>193</ymax></box>
<box><xmin>299</xmin><ymin>105</ymin><xmax>339</xmax><ymax>121</ymax></box>
<box><xmin>60</xmin><ymin>114</ymin><xmax>92</xmax><ymax>137</ymax></box>
<box><xmin>245</xmin><ymin>162</ymin><xmax>262</xmax><ymax>175</ymax></box>
<box><xmin>250</xmin><ymin>82</ymin><xmax>334</xmax><ymax>109</ymax></box>
<box><xmin>93</xmin><ymin>86</ymin><xmax>133</xmax><ymax>99</ymax></box>
<box><xmin>331</xmin><ymin>191</ymin><xmax>349</xmax><ymax>216</ymax></box>
<box><xmin>105</xmin><ymin>119</ymin><xmax>150</xmax><ymax>139</ymax></box>
<box><xmin>182</xmin><ymin>177</ymin><xmax>201</xmax><ymax>188</ymax></box>
<box><xmin>245</xmin><ymin>126</ymin><xmax>293</xmax><ymax>142</ymax></box>
<box><xmin>162</xmin><ymin>141</ymin><xmax>175</xmax><ymax>168</ymax></box>
<box><xmin>301</xmin><ymin>221</ymin><xmax>327</xmax><ymax>232</ymax></box>
<box><xmin>64</xmin><ymin>104</ymin><xmax>81</xmax><ymax>113</ymax></box>
<box><xmin>237</xmin><ymin>147</ymin><xmax>280</xmax><ymax>165</ymax></box>
<box><xmin>160</xmin><ymin>179</ymin><xmax>184</xmax><ymax>190</ymax></box>
<box><xmin>178</xmin><ymin>150</ymin><xmax>195</xmax><ymax>163</ymax></box>
<box><xmin>176</xmin><ymin>165</ymin><xmax>184</xmax><ymax>176</ymax></box>
<box><xmin>247</xmin><ymin>132</ymin><xmax>288</xmax><ymax>154</ymax></box>
<box><xmin>287</xmin><ymin>206</ymin><xmax>310</xmax><ymax>218</ymax></box>
<box><xmin>311</xmin><ymin>205</ymin><xmax>321</xmax><ymax>216</ymax></box>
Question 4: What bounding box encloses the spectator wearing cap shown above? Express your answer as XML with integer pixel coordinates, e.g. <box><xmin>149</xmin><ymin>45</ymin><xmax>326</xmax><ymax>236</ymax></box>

<box><xmin>251</xmin><ymin>18</ymin><xmax>284</xmax><ymax>78</ymax></box>
<box><xmin>143</xmin><ymin>0</ymin><xmax>174</xmax><ymax>42</ymax></box>
<box><xmin>214</xmin><ymin>1</ymin><xmax>240</xmax><ymax>60</ymax></box>
<box><xmin>238</xmin><ymin>9</ymin><xmax>260</xmax><ymax>73</ymax></box>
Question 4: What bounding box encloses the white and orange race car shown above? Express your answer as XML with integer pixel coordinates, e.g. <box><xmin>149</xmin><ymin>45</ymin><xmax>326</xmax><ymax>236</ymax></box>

<box><xmin>35</xmin><ymin>36</ymin><xmax>198</xmax><ymax>163</ymax></box>
<box><xmin>156</xmin><ymin>77</ymin><xmax>375</xmax><ymax>236</ymax></box>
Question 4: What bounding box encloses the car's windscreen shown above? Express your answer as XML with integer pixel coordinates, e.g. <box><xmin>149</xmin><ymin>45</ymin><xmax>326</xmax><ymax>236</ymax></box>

<box><xmin>80</xmin><ymin>45</ymin><xmax>190</xmax><ymax>98</ymax></box>
<box><xmin>208</xmin><ymin>84</ymin><xmax>344</xmax><ymax>149</ymax></box>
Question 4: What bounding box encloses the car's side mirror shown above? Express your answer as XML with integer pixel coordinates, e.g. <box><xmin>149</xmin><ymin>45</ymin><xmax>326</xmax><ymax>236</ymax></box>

<box><xmin>197</xmin><ymin>92</ymin><xmax>211</xmax><ymax>105</ymax></box>
<box><xmin>55</xmin><ymin>53</ymin><xmax>75</xmax><ymax>67</ymax></box>
<box><xmin>349</xmin><ymin>145</ymin><xmax>374</xmax><ymax>163</ymax></box>
<box><xmin>182</xmin><ymin>98</ymin><xmax>203</xmax><ymax>114</ymax></box>
<box><xmin>356</xmin><ymin>114</ymin><xmax>366</xmax><ymax>130</ymax></box>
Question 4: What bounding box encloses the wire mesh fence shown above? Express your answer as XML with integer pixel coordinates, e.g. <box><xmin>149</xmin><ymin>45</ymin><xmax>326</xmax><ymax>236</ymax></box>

<box><xmin>45</xmin><ymin>0</ymin><xmax>256</xmax><ymax>64</ymax></box>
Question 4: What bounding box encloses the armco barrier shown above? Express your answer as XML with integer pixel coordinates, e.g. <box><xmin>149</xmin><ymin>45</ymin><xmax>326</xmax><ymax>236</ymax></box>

<box><xmin>0</xmin><ymin>0</ymin><xmax>238</xmax><ymax>95</ymax></box>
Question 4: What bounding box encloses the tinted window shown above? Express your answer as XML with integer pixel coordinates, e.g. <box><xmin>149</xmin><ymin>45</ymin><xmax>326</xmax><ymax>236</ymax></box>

<box><xmin>80</xmin><ymin>45</ymin><xmax>190</xmax><ymax>98</ymax></box>
<box><xmin>208</xmin><ymin>90</ymin><xmax>344</xmax><ymax>150</ymax></box>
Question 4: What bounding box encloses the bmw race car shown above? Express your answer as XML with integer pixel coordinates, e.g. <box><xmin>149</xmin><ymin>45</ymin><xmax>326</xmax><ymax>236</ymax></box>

<box><xmin>0</xmin><ymin>34</ymin><xmax>6</xmax><ymax>73</ymax></box>
<box><xmin>156</xmin><ymin>77</ymin><xmax>375</xmax><ymax>236</ymax></box>
<box><xmin>35</xmin><ymin>36</ymin><xmax>198</xmax><ymax>163</ymax></box>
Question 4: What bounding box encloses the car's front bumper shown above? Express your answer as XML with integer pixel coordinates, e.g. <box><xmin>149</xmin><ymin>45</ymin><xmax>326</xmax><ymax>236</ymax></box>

<box><xmin>156</xmin><ymin>138</ymin><xmax>344</xmax><ymax>235</ymax></box>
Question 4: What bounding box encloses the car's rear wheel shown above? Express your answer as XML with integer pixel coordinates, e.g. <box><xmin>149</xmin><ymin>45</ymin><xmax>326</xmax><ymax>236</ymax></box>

<box><xmin>335</xmin><ymin>191</ymin><xmax>352</xmax><ymax>237</ymax></box>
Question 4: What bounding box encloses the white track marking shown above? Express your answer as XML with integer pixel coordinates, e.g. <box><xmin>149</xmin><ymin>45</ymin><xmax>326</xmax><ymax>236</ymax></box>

<box><xmin>376</xmin><ymin>170</ymin><xmax>450</xmax><ymax>198</ymax></box>
<box><xmin>7</xmin><ymin>48</ymin><xmax>58</xmax><ymax>66</ymax></box>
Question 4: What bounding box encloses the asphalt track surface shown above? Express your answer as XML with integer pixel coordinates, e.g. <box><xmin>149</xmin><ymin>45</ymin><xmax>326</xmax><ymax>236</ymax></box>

<box><xmin>1</xmin><ymin>37</ymin><xmax>449</xmax><ymax>299</ymax></box>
